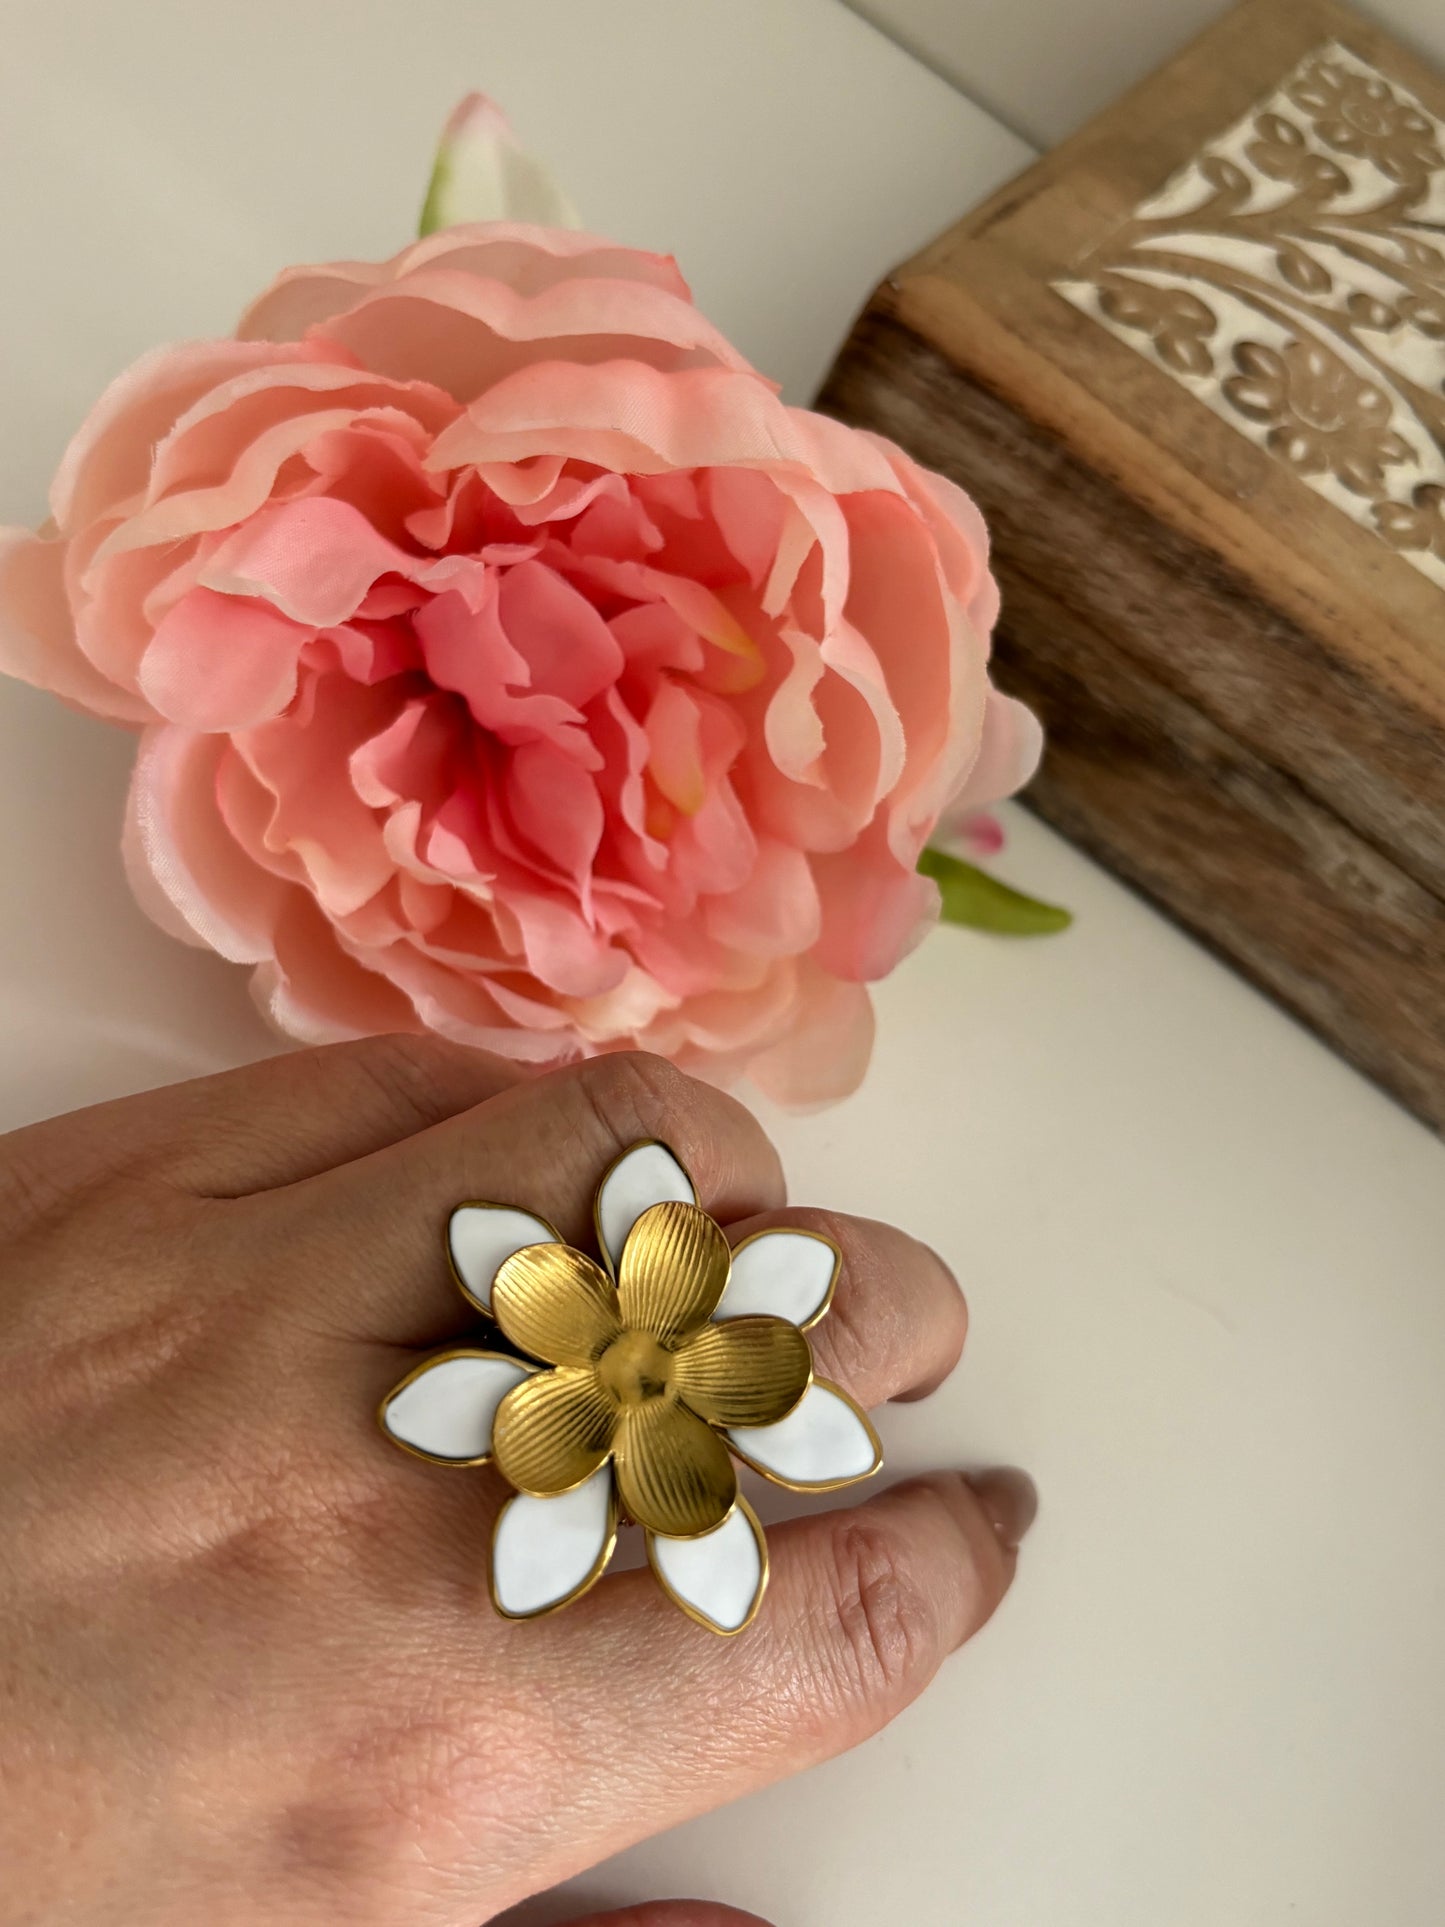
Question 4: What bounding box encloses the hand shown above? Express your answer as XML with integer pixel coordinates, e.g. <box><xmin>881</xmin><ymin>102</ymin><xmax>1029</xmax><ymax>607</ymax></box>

<box><xmin>0</xmin><ymin>1041</ymin><xmax>1031</xmax><ymax>1926</ymax></box>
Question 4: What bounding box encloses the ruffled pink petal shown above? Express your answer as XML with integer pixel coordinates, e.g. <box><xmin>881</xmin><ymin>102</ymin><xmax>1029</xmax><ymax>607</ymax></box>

<box><xmin>496</xmin><ymin>559</ymin><xmax>623</xmax><ymax>709</ymax></box>
<box><xmin>317</xmin><ymin>270</ymin><xmax>755</xmax><ymax>400</ymax></box>
<box><xmin>0</xmin><ymin>528</ymin><xmax>150</xmax><ymax>721</ymax></box>
<box><xmin>233</xmin><ymin>674</ymin><xmax>401</xmax><ymax>917</ymax></box>
<box><xmin>252</xmin><ymin>892</ymin><xmax>421</xmax><ymax>1043</ymax></box>
<box><xmin>703</xmin><ymin>838</ymin><xmax>821</xmax><ymax>958</ymax></box>
<box><xmin>704</xmin><ymin>466</ymin><xmax>786</xmax><ymax>588</ymax></box>
<box><xmin>198</xmin><ymin>495</ymin><xmax>423</xmax><ymax>627</ymax></box>
<box><xmin>868</xmin><ymin>434</ymin><xmax>1001</xmax><ymax>640</ymax></box>
<box><xmin>138</xmin><ymin>587</ymin><xmax>310</xmax><ymax>729</ymax></box>
<box><xmin>504</xmin><ymin>739</ymin><xmax>604</xmax><ymax>891</ymax></box>
<box><xmin>810</xmin><ymin>815</ymin><xmax>938</xmax><ymax>983</ymax></box>
<box><xmin>644</xmin><ymin>679</ymin><xmax>706</xmax><ymax>815</ymax></box>
<box><xmin>745</xmin><ymin>967</ymin><xmax>876</xmax><ymax>1107</ymax></box>
<box><xmin>49</xmin><ymin>339</ymin><xmax>299</xmax><ymax>531</ymax></box>
<box><xmin>124</xmin><ymin>727</ymin><xmax>290</xmax><ymax>961</ymax></box>
<box><xmin>146</xmin><ymin>362</ymin><xmax>453</xmax><ymax>499</ymax></box>
<box><xmin>673</xmin><ymin>968</ymin><xmax>801</xmax><ymax>1055</ymax></box>
<box><xmin>948</xmin><ymin>687</ymin><xmax>1044</xmax><ymax>811</ymax></box>
<box><xmin>238</xmin><ymin>224</ymin><xmax>698</xmax><ymax>344</ymax></box>
<box><xmin>430</xmin><ymin>361</ymin><xmax>901</xmax><ymax>489</ymax></box>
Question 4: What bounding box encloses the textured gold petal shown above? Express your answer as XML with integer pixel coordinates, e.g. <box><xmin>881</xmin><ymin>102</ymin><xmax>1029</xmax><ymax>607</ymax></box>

<box><xmin>613</xmin><ymin>1397</ymin><xmax>737</xmax><ymax>1537</ymax></box>
<box><xmin>492</xmin><ymin>1367</ymin><xmax>619</xmax><ymax>1497</ymax></box>
<box><xmin>673</xmin><ymin>1316</ymin><xmax>812</xmax><ymax>1428</ymax></box>
<box><xmin>492</xmin><ymin>1243</ymin><xmax>621</xmax><ymax>1366</ymax></box>
<box><xmin>617</xmin><ymin>1200</ymin><xmax>730</xmax><ymax>1343</ymax></box>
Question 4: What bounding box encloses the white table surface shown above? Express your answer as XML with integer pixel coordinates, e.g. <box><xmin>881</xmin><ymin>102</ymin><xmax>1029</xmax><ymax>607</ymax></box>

<box><xmin>3</xmin><ymin>6</ymin><xmax>1443</xmax><ymax>1925</ymax></box>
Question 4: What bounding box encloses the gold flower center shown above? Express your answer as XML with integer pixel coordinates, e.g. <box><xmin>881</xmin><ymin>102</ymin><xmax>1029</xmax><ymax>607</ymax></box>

<box><xmin>596</xmin><ymin>1329</ymin><xmax>677</xmax><ymax>1407</ymax></box>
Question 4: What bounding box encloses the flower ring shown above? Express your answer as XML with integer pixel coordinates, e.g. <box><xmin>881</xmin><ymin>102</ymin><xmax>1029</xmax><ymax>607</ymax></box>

<box><xmin>378</xmin><ymin>1141</ymin><xmax>881</xmax><ymax>1633</ymax></box>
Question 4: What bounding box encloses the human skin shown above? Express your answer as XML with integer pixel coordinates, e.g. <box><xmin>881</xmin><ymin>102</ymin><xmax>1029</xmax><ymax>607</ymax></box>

<box><xmin>0</xmin><ymin>1040</ymin><xmax>1033</xmax><ymax>1926</ymax></box>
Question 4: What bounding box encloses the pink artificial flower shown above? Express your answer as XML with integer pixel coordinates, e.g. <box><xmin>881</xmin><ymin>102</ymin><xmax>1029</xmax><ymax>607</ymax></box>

<box><xmin>0</xmin><ymin>215</ymin><xmax>1039</xmax><ymax>1104</ymax></box>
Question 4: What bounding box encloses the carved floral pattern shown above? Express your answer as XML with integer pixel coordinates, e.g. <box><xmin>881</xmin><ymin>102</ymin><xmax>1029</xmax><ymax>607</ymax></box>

<box><xmin>1054</xmin><ymin>42</ymin><xmax>1445</xmax><ymax>593</ymax></box>
<box><xmin>1222</xmin><ymin>338</ymin><xmax>1412</xmax><ymax>492</ymax></box>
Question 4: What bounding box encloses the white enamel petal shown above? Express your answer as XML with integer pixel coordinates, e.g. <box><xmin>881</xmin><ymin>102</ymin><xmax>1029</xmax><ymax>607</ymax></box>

<box><xmin>716</xmin><ymin>1229</ymin><xmax>838</xmax><ymax>1326</ymax></box>
<box><xmin>596</xmin><ymin>1141</ymin><xmax>696</xmax><ymax>1272</ymax></box>
<box><xmin>492</xmin><ymin>1468</ymin><xmax>616</xmax><ymax>1618</ymax></box>
<box><xmin>650</xmin><ymin>1501</ymin><xmax>766</xmax><ymax>1635</ymax></box>
<box><xmin>448</xmin><ymin>1205</ymin><xmax>559</xmax><ymax>1313</ymax></box>
<box><xmin>381</xmin><ymin>1352</ymin><xmax>532</xmax><ymax>1463</ymax></box>
<box><xmin>728</xmin><ymin>1382</ymin><xmax>881</xmax><ymax>1488</ymax></box>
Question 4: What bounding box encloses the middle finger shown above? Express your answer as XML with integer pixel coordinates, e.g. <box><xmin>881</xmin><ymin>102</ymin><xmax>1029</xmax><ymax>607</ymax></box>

<box><xmin>266</xmin><ymin>1051</ymin><xmax>787</xmax><ymax>1343</ymax></box>
<box><xmin>722</xmin><ymin>1206</ymin><xmax>967</xmax><ymax>1409</ymax></box>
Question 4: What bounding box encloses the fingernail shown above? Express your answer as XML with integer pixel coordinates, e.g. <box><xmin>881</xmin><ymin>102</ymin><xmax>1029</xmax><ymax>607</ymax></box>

<box><xmin>963</xmin><ymin>1467</ymin><xmax>1038</xmax><ymax>1550</ymax></box>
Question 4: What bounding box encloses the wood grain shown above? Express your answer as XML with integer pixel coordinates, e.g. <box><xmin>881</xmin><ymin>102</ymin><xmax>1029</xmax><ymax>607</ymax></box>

<box><xmin>818</xmin><ymin>0</ymin><xmax>1445</xmax><ymax>1131</ymax></box>
<box><xmin>820</xmin><ymin>292</ymin><xmax>1441</xmax><ymax>1125</ymax></box>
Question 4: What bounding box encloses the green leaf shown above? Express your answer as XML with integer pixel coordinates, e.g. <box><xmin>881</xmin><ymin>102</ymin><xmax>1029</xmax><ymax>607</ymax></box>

<box><xmin>918</xmin><ymin>845</ymin><xmax>1073</xmax><ymax>937</ymax></box>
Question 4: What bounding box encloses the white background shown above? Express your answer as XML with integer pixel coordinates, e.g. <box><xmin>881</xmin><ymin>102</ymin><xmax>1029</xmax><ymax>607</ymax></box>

<box><xmin>1</xmin><ymin>5</ymin><xmax>1442</xmax><ymax>1924</ymax></box>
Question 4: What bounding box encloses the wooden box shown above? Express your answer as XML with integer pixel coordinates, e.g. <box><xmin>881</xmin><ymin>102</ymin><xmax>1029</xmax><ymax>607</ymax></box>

<box><xmin>819</xmin><ymin>0</ymin><xmax>1445</xmax><ymax>1130</ymax></box>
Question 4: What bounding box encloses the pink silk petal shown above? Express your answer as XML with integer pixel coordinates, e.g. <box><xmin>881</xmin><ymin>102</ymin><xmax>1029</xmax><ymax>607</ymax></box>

<box><xmin>495</xmin><ymin>559</ymin><xmax>624</xmax><ymax>709</ymax></box>
<box><xmin>49</xmin><ymin>339</ymin><xmax>300</xmax><ymax>530</ymax></box>
<box><xmin>238</xmin><ymin>224</ymin><xmax>697</xmax><ymax>344</ymax></box>
<box><xmin>319</xmin><ymin>270</ymin><xmax>754</xmax><ymax>399</ymax></box>
<box><xmin>811</xmin><ymin>815</ymin><xmax>938</xmax><ymax>983</ymax></box>
<box><xmin>429</xmin><ymin>362</ymin><xmax>900</xmax><ymax>487</ymax></box>
<box><xmin>0</xmin><ymin>528</ymin><xmax>151</xmax><ymax>721</ymax></box>
<box><xmin>746</xmin><ymin>969</ymin><xmax>876</xmax><ymax>1109</ymax></box>
<box><xmin>702</xmin><ymin>837</ymin><xmax>821</xmax><ymax>959</ymax></box>
<box><xmin>505</xmin><ymin>739</ymin><xmax>604</xmax><ymax>889</ymax></box>
<box><xmin>949</xmin><ymin>687</ymin><xmax>1045</xmax><ymax>812</ymax></box>
<box><xmin>124</xmin><ymin>727</ymin><xmax>290</xmax><ymax>961</ymax></box>
<box><xmin>253</xmin><ymin>892</ymin><xmax>421</xmax><ymax>1043</ymax></box>
<box><xmin>233</xmin><ymin>675</ymin><xmax>401</xmax><ymax>918</ymax></box>
<box><xmin>644</xmin><ymin>679</ymin><xmax>706</xmax><ymax>815</ymax></box>
<box><xmin>198</xmin><ymin>495</ymin><xmax>428</xmax><ymax>627</ymax></box>
<box><xmin>138</xmin><ymin>587</ymin><xmax>310</xmax><ymax>730</ymax></box>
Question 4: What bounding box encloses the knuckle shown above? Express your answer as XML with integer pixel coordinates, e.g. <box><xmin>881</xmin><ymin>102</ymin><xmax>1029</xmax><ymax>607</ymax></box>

<box><xmin>823</xmin><ymin>1513</ymin><xmax>940</xmax><ymax>1715</ymax></box>
<box><xmin>273</xmin><ymin>1691</ymin><xmax>549</xmax><ymax>1907</ymax></box>
<box><xmin>795</xmin><ymin>1212</ymin><xmax>966</xmax><ymax>1396</ymax></box>
<box><xmin>342</xmin><ymin>1033</ymin><xmax>457</xmax><ymax>1135</ymax></box>
<box><xmin>573</xmin><ymin>1049</ymin><xmax>699</xmax><ymax>1150</ymax></box>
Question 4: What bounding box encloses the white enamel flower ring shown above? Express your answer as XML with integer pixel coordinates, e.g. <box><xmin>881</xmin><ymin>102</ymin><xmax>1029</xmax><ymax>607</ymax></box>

<box><xmin>378</xmin><ymin>1140</ymin><xmax>882</xmax><ymax>1635</ymax></box>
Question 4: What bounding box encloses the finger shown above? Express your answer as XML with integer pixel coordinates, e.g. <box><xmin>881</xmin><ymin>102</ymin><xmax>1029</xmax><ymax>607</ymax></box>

<box><xmin>0</xmin><ymin>1034</ymin><xmax>524</xmax><ymax>1212</ymax></box>
<box><xmin>275</xmin><ymin>1052</ymin><xmax>786</xmax><ymax>1342</ymax></box>
<box><xmin>723</xmin><ymin>1207</ymin><xmax>967</xmax><ymax>1407</ymax></box>
<box><xmin>408</xmin><ymin>1472</ymin><xmax>1024</xmax><ymax>1897</ymax></box>
<box><xmin>556</xmin><ymin>1908</ymin><xmax>773</xmax><ymax>1927</ymax></box>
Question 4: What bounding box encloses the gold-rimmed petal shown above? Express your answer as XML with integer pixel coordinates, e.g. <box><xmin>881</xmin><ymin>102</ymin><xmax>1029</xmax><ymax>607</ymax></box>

<box><xmin>490</xmin><ymin>1469</ymin><xmax>618</xmax><ymax>1621</ymax></box>
<box><xmin>673</xmin><ymin>1315</ymin><xmax>812</xmax><ymax>1428</ymax></box>
<box><xmin>492</xmin><ymin>1243</ymin><xmax>621</xmax><ymax>1366</ymax></box>
<box><xmin>726</xmin><ymin>1378</ymin><xmax>883</xmax><ymax>1491</ymax></box>
<box><xmin>594</xmin><ymin>1139</ymin><xmax>697</xmax><ymax>1275</ymax></box>
<box><xmin>646</xmin><ymin>1495</ymin><xmax>769</xmax><ymax>1636</ymax></box>
<box><xmin>613</xmin><ymin>1396</ymin><xmax>738</xmax><ymax>1537</ymax></box>
<box><xmin>617</xmin><ymin>1200</ymin><xmax>730</xmax><ymax>1343</ymax></box>
<box><xmin>492</xmin><ymin>1366</ymin><xmax>620</xmax><ymax>1496</ymax></box>
<box><xmin>378</xmin><ymin>1349</ymin><xmax>535</xmax><ymax>1467</ymax></box>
